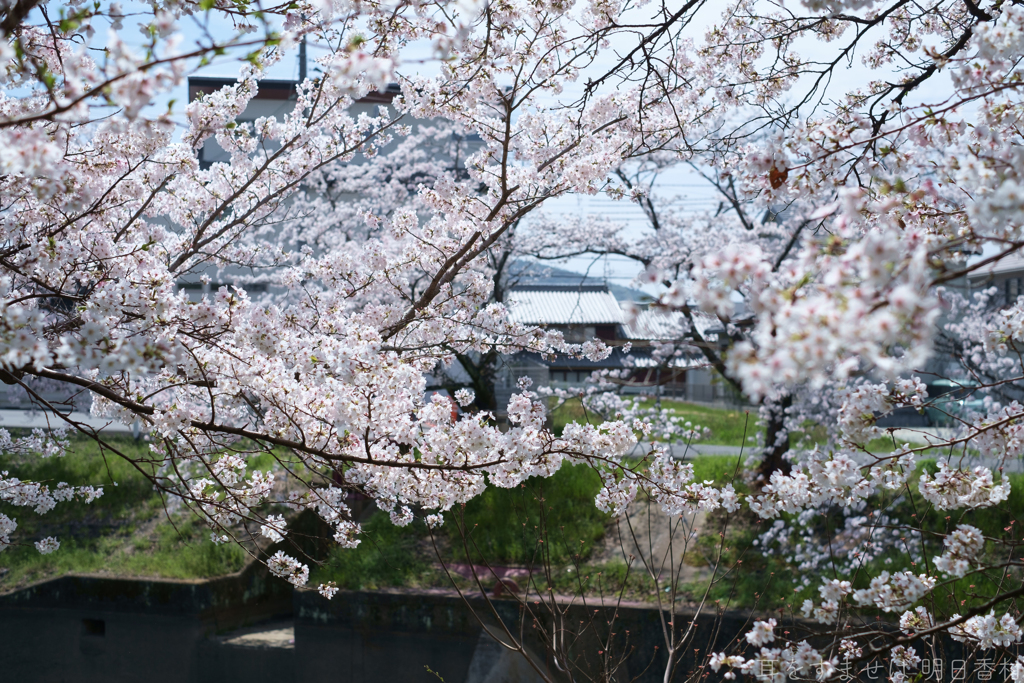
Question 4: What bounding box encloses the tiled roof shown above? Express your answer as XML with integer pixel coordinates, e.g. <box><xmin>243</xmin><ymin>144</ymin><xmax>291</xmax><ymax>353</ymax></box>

<box><xmin>621</xmin><ymin>308</ymin><xmax>722</xmax><ymax>342</ymax></box>
<box><xmin>621</xmin><ymin>308</ymin><xmax>687</xmax><ymax>340</ymax></box>
<box><xmin>507</xmin><ymin>285</ymin><xmax>724</xmax><ymax>342</ymax></box>
<box><xmin>969</xmin><ymin>250</ymin><xmax>1024</xmax><ymax>279</ymax></box>
<box><xmin>506</xmin><ymin>286</ymin><xmax>624</xmax><ymax>325</ymax></box>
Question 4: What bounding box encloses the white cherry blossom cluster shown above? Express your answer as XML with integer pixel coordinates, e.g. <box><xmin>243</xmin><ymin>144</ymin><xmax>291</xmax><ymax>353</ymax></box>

<box><xmin>890</xmin><ymin>645</ymin><xmax>921</xmax><ymax>673</ymax></box>
<box><xmin>260</xmin><ymin>515</ymin><xmax>288</xmax><ymax>543</ymax></box>
<box><xmin>918</xmin><ymin>464</ymin><xmax>1010</xmax><ymax>510</ymax></box>
<box><xmin>0</xmin><ymin>428</ymin><xmax>69</xmax><ymax>459</ymax></box>
<box><xmin>288</xmin><ymin>487</ymin><xmax>362</xmax><ymax>549</ymax></box>
<box><xmin>318</xmin><ymin>582</ymin><xmax>340</xmax><ymax>600</ymax></box>
<box><xmin>899</xmin><ymin>607</ymin><xmax>934</xmax><ymax>634</ymax></box>
<box><xmin>852</xmin><ymin>571</ymin><xmax>936</xmax><ymax>612</ymax></box>
<box><xmin>34</xmin><ymin>537</ymin><xmax>60</xmax><ymax>554</ymax></box>
<box><xmin>949</xmin><ymin>612</ymin><xmax>1023</xmax><ymax>650</ymax></box>
<box><xmin>745</xmin><ymin>619</ymin><xmax>776</xmax><ymax>646</ymax></box>
<box><xmin>267</xmin><ymin>550</ymin><xmax>310</xmax><ymax>587</ymax></box>
<box><xmin>7</xmin><ymin>0</ymin><xmax>1024</xmax><ymax>668</ymax></box>
<box><xmin>838</xmin><ymin>640</ymin><xmax>862</xmax><ymax>660</ymax></box>
<box><xmin>0</xmin><ymin>472</ymin><xmax>102</xmax><ymax>514</ymax></box>
<box><xmin>0</xmin><ymin>470</ymin><xmax>100</xmax><ymax>553</ymax></box>
<box><xmin>710</xmin><ymin>642</ymin><xmax>834</xmax><ymax>683</ymax></box>
<box><xmin>0</xmin><ymin>514</ymin><xmax>17</xmax><ymax>550</ymax></box>
<box><xmin>645</xmin><ymin>451</ymin><xmax>740</xmax><ymax>516</ymax></box>
<box><xmin>800</xmin><ymin>579</ymin><xmax>853</xmax><ymax>624</ymax></box>
<box><xmin>748</xmin><ymin>450</ymin><xmax>875</xmax><ymax>519</ymax></box>
<box><xmin>835</xmin><ymin>379</ymin><xmax>928</xmax><ymax>445</ymax></box>
<box><xmin>934</xmin><ymin>525</ymin><xmax>985</xmax><ymax>578</ymax></box>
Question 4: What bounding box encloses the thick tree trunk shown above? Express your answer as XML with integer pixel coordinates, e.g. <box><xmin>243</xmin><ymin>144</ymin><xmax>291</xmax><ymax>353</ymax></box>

<box><xmin>757</xmin><ymin>392</ymin><xmax>792</xmax><ymax>483</ymax></box>
<box><xmin>453</xmin><ymin>350</ymin><xmax>499</xmax><ymax>412</ymax></box>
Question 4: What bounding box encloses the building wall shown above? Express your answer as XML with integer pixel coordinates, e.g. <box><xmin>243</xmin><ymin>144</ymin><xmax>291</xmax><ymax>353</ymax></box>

<box><xmin>494</xmin><ymin>355</ymin><xmax>550</xmax><ymax>416</ymax></box>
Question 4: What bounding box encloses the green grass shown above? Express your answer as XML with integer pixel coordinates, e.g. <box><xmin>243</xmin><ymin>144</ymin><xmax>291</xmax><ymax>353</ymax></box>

<box><xmin>639</xmin><ymin>400</ymin><xmax>760</xmax><ymax>446</ymax></box>
<box><xmin>0</xmin><ymin>434</ymin><xmax>250</xmax><ymax>589</ymax></box>
<box><xmin>691</xmin><ymin>454</ymin><xmax>746</xmax><ymax>484</ymax></box>
<box><xmin>311</xmin><ymin>511</ymin><xmax>436</xmax><ymax>590</ymax></box>
<box><xmin>1</xmin><ymin>432</ymin><xmax>613</xmax><ymax>592</ymax></box>
<box><xmin>316</xmin><ymin>459</ymin><xmax>744</xmax><ymax>592</ymax></box>
<box><xmin>683</xmin><ymin>460</ymin><xmax>1024</xmax><ymax>613</ymax></box>
<box><xmin>549</xmin><ymin>399</ymin><xmax>759</xmax><ymax>447</ymax></box>
<box><xmin>543</xmin><ymin>560</ymin><xmax>662</xmax><ymax>599</ymax></box>
<box><xmin>447</xmin><ymin>462</ymin><xmax>608</xmax><ymax>565</ymax></box>
<box><xmin>0</xmin><ymin>515</ymin><xmax>247</xmax><ymax>587</ymax></box>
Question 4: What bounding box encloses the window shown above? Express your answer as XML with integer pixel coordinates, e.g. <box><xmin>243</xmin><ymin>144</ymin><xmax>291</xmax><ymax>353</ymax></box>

<box><xmin>178</xmin><ymin>282</ymin><xmax>268</xmax><ymax>299</ymax></box>
<box><xmin>178</xmin><ymin>282</ymin><xmax>204</xmax><ymax>303</ymax></box>
<box><xmin>1008</xmin><ymin>277</ymin><xmax>1021</xmax><ymax>303</ymax></box>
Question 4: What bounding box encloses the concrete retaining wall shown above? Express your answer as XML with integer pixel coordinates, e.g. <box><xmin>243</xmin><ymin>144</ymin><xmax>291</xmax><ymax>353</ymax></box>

<box><xmin>0</xmin><ymin>572</ymin><xmax>765</xmax><ymax>683</ymax></box>
<box><xmin>291</xmin><ymin>588</ymin><xmax>756</xmax><ymax>683</ymax></box>
<box><xmin>0</xmin><ymin>565</ymin><xmax>292</xmax><ymax>683</ymax></box>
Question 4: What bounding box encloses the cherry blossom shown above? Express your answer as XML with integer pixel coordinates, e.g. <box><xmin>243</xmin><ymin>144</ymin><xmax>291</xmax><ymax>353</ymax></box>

<box><xmin>919</xmin><ymin>464</ymin><xmax>1010</xmax><ymax>511</ymax></box>
<box><xmin>934</xmin><ymin>525</ymin><xmax>985</xmax><ymax>578</ymax></box>
<box><xmin>745</xmin><ymin>619</ymin><xmax>777</xmax><ymax>647</ymax></box>
<box><xmin>5</xmin><ymin>0</ymin><xmax>1024</xmax><ymax>676</ymax></box>
<box><xmin>950</xmin><ymin>612</ymin><xmax>1023</xmax><ymax>650</ymax></box>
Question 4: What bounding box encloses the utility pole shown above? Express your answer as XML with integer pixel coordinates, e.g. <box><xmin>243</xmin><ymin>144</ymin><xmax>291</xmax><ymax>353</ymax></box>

<box><xmin>299</xmin><ymin>35</ymin><xmax>307</xmax><ymax>82</ymax></box>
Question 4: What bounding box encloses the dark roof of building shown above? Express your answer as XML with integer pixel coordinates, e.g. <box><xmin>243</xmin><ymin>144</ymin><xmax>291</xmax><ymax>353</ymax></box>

<box><xmin>511</xmin><ymin>348</ymin><xmax>701</xmax><ymax>370</ymax></box>
<box><xmin>504</xmin><ymin>260</ymin><xmax>651</xmax><ymax>303</ymax></box>
<box><xmin>187</xmin><ymin>77</ymin><xmax>401</xmax><ymax>104</ymax></box>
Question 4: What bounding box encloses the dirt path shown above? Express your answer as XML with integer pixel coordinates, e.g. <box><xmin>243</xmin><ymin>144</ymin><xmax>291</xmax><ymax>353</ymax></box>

<box><xmin>592</xmin><ymin>496</ymin><xmax>713</xmax><ymax>589</ymax></box>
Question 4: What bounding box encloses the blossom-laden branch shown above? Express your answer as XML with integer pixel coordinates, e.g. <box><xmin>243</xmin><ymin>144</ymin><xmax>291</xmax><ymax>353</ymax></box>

<box><xmin>8</xmin><ymin>0</ymin><xmax>1024</xmax><ymax>679</ymax></box>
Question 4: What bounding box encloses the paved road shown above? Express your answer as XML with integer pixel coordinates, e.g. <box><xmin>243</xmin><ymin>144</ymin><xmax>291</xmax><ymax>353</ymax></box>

<box><xmin>0</xmin><ymin>409</ymin><xmax>135</xmax><ymax>434</ymax></box>
<box><xmin>631</xmin><ymin>442</ymin><xmax>745</xmax><ymax>459</ymax></box>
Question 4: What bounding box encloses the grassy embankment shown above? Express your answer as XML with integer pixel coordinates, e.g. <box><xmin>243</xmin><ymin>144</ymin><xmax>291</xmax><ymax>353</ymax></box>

<box><xmin>0</xmin><ymin>402</ymin><xmax>759</xmax><ymax>595</ymax></box>
<box><xmin>313</xmin><ymin>398</ymin><xmax>755</xmax><ymax>592</ymax></box>
<box><xmin>312</xmin><ymin>453</ymin><xmax>746</xmax><ymax>597</ymax></box>
<box><xmin>0</xmin><ymin>435</ymin><xmax>249</xmax><ymax>590</ymax></box>
<box><xmin>549</xmin><ymin>397</ymin><xmax>759</xmax><ymax>446</ymax></box>
<box><xmin>679</xmin><ymin>460</ymin><xmax>1024</xmax><ymax>616</ymax></box>
<box><xmin>9</xmin><ymin>402</ymin><xmax>1004</xmax><ymax>615</ymax></box>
